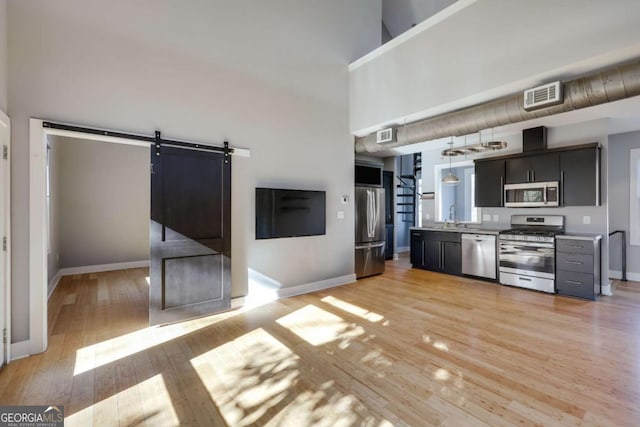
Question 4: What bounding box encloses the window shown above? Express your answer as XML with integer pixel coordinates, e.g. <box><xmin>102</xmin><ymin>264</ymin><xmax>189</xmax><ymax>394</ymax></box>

<box><xmin>630</xmin><ymin>148</ymin><xmax>640</xmax><ymax>246</ymax></box>
<box><xmin>434</xmin><ymin>160</ymin><xmax>480</xmax><ymax>224</ymax></box>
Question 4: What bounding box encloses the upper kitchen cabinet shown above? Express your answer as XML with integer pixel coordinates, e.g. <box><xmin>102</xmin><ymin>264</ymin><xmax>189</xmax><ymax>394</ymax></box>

<box><xmin>475</xmin><ymin>158</ymin><xmax>505</xmax><ymax>207</ymax></box>
<box><xmin>505</xmin><ymin>152</ymin><xmax>559</xmax><ymax>184</ymax></box>
<box><xmin>560</xmin><ymin>146</ymin><xmax>601</xmax><ymax>206</ymax></box>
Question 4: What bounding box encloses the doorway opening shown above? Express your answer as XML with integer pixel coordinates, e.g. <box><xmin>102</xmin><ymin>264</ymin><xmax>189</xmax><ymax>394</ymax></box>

<box><xmin>29</xmin><ymin>119</ymin><xmax>244</xmax><ymax>355</ymax></box>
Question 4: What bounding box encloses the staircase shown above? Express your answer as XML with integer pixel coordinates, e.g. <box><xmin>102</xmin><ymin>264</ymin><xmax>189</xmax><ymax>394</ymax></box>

<box><xmin>396</xmin><ymin>153</ymin><xmax>422</xmax><ymax>225</ymax></box>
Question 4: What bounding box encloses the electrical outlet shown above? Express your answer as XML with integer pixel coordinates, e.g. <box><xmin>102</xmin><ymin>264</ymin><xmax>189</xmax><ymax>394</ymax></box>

<box><xmin>483</xmin><ymin>214</ymin><xmax>491</xmax><ymax>222</ymax></box>
<box><xmin>583</xmin><ymin>215</ymin><xmax>591</xmax><ymax>224</ymax></box>
<box><xmin>341</xmin><ymin>195</ymin><xmax>349</xmax><ymax>204</ymax></box>
<box><xmin>426</xmin><ymin>213</ymin><xmax>431</xmax><ymax>220</ymax></box>
<box><xmin>493</xmin><ymin>215</ymin><xmax>499</xmax><ymax>222</ymax></box>
<box><xmin>337</xmin><ymin>211</ymin><xmax>344</xmax><ymax>219</ymax></box>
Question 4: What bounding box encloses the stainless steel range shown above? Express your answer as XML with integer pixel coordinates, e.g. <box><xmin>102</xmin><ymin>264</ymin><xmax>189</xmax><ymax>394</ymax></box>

<box><xmin>499</xmin><ymin>215</ymin><xmax>565</xmax><ymax>293</ymax></box>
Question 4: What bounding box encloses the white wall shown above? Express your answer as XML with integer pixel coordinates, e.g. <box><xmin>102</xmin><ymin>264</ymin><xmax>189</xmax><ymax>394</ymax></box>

<box><xmin>7</xmin><ymin>0</ymin><xmax>381</xmax><ymax>343</ymax></box>
<box><xmin>608</xmin><ymin>131</ymin><xmax>640</xmax><ymax>278</ymax></box>
<box><xmin>55</xmin><ymin>136</ymin><xmax>149</xmax><ymax>270</ymax></box>
<box><xmin>350</xmin><ymin>0</ymin><xmax>640</xmax><ymax>135</ymax></box>
<box><xmin>0</xmin><ymin>0</ymin><xmax>6</xmax><ymax>112</ymax></box>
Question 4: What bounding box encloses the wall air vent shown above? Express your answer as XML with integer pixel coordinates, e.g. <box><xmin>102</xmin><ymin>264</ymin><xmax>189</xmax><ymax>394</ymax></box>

<box><xmin>523</xmin><ymin>81</ymin><xmax>563</xmax><ymax>111</ymax></box>
<box><xmin>376</xmin><ymin>127</ymin><xmax>396</xmax><ymax>144</ymax></box>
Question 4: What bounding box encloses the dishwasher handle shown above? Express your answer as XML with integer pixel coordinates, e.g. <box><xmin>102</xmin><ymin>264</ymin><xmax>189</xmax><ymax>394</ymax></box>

<box><xmin>461</xmin><ymin>234</ymin><xmax>496</xmax><ymax>242</ymax></box>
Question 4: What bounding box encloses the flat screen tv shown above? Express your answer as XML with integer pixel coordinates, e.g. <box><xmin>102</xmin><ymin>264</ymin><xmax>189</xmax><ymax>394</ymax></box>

<box><xmin>256</xmin><ymin>188</ymin><xmax>326</xmax><ymax>239</ymax></box>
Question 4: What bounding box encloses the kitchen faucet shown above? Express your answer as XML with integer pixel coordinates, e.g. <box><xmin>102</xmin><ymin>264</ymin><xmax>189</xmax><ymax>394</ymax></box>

<box><xmin>449</xmin><ymin>204</ymin><xmax>458</xmax><ymax>226</ymax></box>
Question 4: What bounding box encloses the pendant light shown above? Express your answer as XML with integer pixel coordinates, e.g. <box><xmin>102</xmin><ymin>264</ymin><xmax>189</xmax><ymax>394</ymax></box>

<box><xmin>442</xmin><ymin>136</ymin><xmax>460</xmax><ymax>185</ymax></box>
<box><xmin>486</xmin><ymin>128</ymin><xmax>508</xmax><ymax>150</ymax></box>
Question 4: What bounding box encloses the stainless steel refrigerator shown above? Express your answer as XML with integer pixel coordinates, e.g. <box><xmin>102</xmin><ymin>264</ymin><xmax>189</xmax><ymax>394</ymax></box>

<box><xmin>355</xmin><ymin>186</ymin><xmax>385</xmax><ymax>278</ymax></box>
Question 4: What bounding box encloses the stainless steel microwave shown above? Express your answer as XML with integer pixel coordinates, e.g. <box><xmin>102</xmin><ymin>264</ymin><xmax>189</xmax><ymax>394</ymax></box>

<box><xmin>504</xmin><ymin>181</ymin><xmax>559</xmax><ymax>207</ymax></box>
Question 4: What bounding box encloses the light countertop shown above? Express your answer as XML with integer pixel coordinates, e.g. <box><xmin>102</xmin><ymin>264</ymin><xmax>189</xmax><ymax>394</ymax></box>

<box><xmin>410</xmin><ymin>226</ymin><xmax>503</xmax><ymax>235</ymax></box>
<box><xmin>556</xmin><ymin>233</ymin><xmax>602</xmax><ymax>241</ymax></box>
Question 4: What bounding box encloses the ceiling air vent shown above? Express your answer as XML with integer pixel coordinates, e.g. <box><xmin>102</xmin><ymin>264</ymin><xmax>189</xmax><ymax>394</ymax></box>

<box><xmin>376</xmin><ymin>127</ymin><xmax>396</xmax><ymax>144</ymax></box>
<box><xmin>523</xmin><ymin>81</ymin><xmax>563</xmax><ymax>111</ymax></box>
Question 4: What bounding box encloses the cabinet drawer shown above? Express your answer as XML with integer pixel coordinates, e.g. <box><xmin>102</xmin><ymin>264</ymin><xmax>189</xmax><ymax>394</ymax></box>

<box><xmin>556</xmin><ymin>239</ymin><xmax>594</xmax><ymax>255</ymax></box>
<box><xmin>428</xmin><ymin>231</ymin><xmax>461</xmax><ymax>243</ymax></box>
<box><xmin>556</xmin><ymin>252</ymin><xmax>593</xmax><ymax>274</ymax></box>
<box><xmin>556</xmin><ymin>270</ymin><xmax>595</xmax><ymax>299</ymax></box>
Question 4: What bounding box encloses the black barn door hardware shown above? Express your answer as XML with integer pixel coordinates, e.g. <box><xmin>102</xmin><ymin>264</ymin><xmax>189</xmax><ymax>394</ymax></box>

<box><xmin>42</xmin><ymin>121</ymin><xmax>233</xmax><ymax>158</ymax></box>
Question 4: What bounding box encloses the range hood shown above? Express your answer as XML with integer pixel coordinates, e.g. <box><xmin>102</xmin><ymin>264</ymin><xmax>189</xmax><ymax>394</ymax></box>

<box><xmin>522</xmin><ymin>126</ymin><xmax>547</xmax><ymax>152</ymax></box>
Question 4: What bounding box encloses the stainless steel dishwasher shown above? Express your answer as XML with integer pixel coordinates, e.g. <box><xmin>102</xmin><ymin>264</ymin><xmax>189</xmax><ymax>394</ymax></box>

<box><xmin>461</xmin><ymin>233</ymin><xmax>497</xmax><ymax>279</ymax></box>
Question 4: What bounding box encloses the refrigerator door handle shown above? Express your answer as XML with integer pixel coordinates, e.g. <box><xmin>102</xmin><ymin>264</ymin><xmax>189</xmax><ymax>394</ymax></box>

<box><xmin>367</xmin><ymin>189</ymin><xmax>375</xmax><ymax>238</ymax></box>
<box><xmin>355</xmin><ymin>242</ymin><xmax>385</xmax><ymax>250</ymax></box>
<box><xmin>371</xmin><ymin>190</ymin><xmax>378</xmax><ymax>238</ymax></box>
<box><xmin>366</xmin><ymin>190</ymin><xmax>370</xmax><ymax>238</ymax></box>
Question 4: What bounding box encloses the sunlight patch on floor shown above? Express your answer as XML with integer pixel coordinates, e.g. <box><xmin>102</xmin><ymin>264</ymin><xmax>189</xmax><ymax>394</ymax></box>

<box><xmin>190</xmin><ymin>327</ymin><xmax>393</xmax><ymax>426</ymax></box>
<box><xmin>136</xmin><ymin>374</ymin><xmax>179</xmax><ymax>425</ymax></box>
<box><xmin>268</xmin><ymin>393</ymin><xmax>359</xmax><ymax>427</ymax></box>
<box><xmin>65</xmin><ymin>405</ymin><xmax>93</xmax><ymax>426</ymax></box>
<box><xmin>66</xmin><ymin>374</ymin><xmax>178</xmax><ymax>427</ymax></box>
<box><xmin>276</xmin><ymin>305</ymin><xmax>365</xmax><ymax>347</ymax></box>
<box><xmin>73</xmin><ymin>314</ymin><xmax>227</xmax><ymax>376</ymax></box>
<box><xmin>321</xmin><ymin>295</ymin><xmax>384</xmax><ymax>322</ymax></box>
<box><xmin>361</xmin><ymin>348</ymin><xmax>393</xmax><ymax>369</ymax></box>
<box><xmin>191</xmin><ymin>327</ymin><xmax>299</xmax><ymax>426</ymax></box>
<box><xmin>433</xmin><ymin>341</ymin><xmax>449</xmax><ymax>352</ymax></box>
<box><xmin>434</xmin><ymin>368</ymin><xmax>450</xmax><ymax>381</ymax></box>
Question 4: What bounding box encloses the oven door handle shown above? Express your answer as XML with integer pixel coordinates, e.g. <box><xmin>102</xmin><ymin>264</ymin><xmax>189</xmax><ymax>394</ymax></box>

<box><xmin>499</xmin><ymin>241</ymin><xmax>555</xmax><ymax>249</ymax></box>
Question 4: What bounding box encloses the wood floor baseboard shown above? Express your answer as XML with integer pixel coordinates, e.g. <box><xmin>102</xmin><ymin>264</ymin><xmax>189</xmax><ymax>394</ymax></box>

<box><xmin>58</xmin><ymin>260</ymin><xmax>149</xmax><ymax>276</ymax></box>
<box><xmin>610</xmin><ymin>269</ymin><xmax>640</xmax><ymax>282</ymax></box>
<box><xmin>246</xmin><ymin>270</ymin><xmax>357</xmax><ymax>307</ymax></box>
<box><xmin>47</xmin><ymin>271</ymin><xmax>63</xmax><ymax>300</ymax></box>
<box><xmin>47</xmin><ymin>261</ymin><xmax>150</xmax><ymax>300</ymax></box>
<box><xmin>275</xmin><ymin>274</ymin><xmax>357</xmax><ymax>299</ymax></box>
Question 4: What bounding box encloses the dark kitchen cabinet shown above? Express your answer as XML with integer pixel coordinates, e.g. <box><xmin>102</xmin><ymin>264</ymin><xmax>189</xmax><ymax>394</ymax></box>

<box><xmin>560</xmin><ymin>147</ymin><xmax>600</xmax><ymax>206</ymax></box>
<box><xmin>555</xmin><ymin>236</ymin><xmax>601</xmax><ymax>300</ymax></box>
<box><xmin>504</xmin><ymin>157</ymin><xmax>530</xmax><ymax>184</ymax></box>
<box><xmin>424</xmin><ymin>239</ymin><xmax>441</xmax><ymax>271</ymax></box>
<box><xmin>442</xmin><ymin>241</ymin><xmax>462</xmax><ymax>275</ymax></box>
<box><xmin>410</xmin><ymin>231</ymin><xmax>424</xmax><ymax>267</ymax></box>
<box><xmin>474</xmin><ymin>159</ymin><xmax>505</xmax><ymax>207</ymax></box>
<box><xmin>474</xmin><ymin>142</ymin><xmax>599</xmax><ymax>207</ymax></box>
<box><xmin>505</xmin><ymin>152</ymin><xmax>559</xmax><ymax>184</ymax></box>
<box><xmin>410</xmin><ymin>230</ymin><xmax>461</xmax><ymax>275</ymax></box>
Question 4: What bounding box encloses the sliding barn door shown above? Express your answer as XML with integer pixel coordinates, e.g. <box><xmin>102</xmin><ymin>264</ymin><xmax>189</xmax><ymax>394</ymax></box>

<box><xmin>149</xmin><ymin>146</ymin><xmax>231</xmax><ymax>326</ymax></box>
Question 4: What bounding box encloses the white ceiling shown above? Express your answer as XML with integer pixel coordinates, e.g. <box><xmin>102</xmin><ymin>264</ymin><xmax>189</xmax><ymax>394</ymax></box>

<box><xmin>382</xmin><ymin>0</ymin><xmax>457</xmax><ymax>38</ymax></box>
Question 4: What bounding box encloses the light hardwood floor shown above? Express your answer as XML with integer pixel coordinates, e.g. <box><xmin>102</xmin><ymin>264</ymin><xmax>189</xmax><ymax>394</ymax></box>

<box><xmin>1</xmin><ymin>260</ymin><xmax>640</xmax><ymax>426</ymax></box>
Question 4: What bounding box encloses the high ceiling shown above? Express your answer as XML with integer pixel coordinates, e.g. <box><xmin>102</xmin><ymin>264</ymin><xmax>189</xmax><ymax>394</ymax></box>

<box><xmin>353</xmin><ymin>0</ymin><xmax>640</xmax><ymax>157</ymax></box>
<box><xmin>382</xmin><ymin>0</ymin><xmax>457</xmax><ymax>38</ymax></box>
